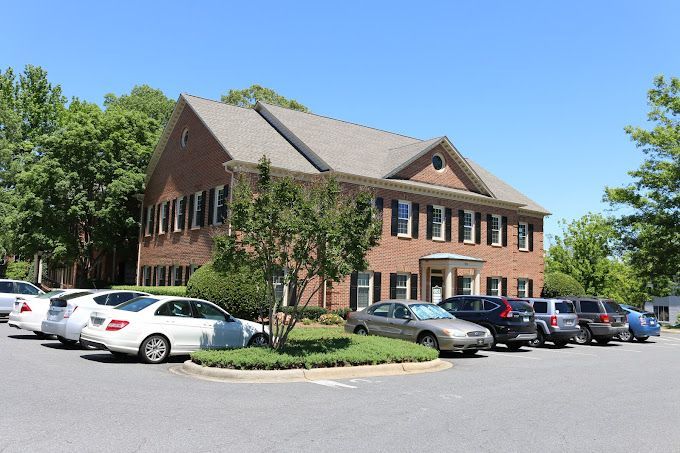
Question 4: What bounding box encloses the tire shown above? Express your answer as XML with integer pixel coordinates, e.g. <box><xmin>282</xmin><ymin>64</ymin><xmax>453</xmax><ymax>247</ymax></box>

<box><xmin>33</xmin><ymin>331</ymin><xmax>47</xmax><ymax>339</ymax></box>
<box><xmin>57</xmin><ymin>336</ymin><xmax>78</xmax><ymax>346</ymax></box>
<box><xmin>138</xmin><ymin>334</ymin><xmax>170</xmax><ymax>364</ymax></box>
<box><xmin>553</xmin><ymin>340</ymin><xmax>569</xmax><ymax>348</ymax></box>
<box><xmin>595</xmin><ymin>337</ymin><xmax>611</xmax><ymax>345</ymax></box>
<box><xmin>618</xmin><ymin>329</ymin><xmax>633</xmax><ymax>342</ymax></box>
<box><xmin>635</xmin><ymin>336</ymin><xmax>649</xmax><ymax>342</ymax></box>
<box><xmin>248</xmin><ymin>333</ymin><xmax>269</xmax><ymax>347</ymax></box>
<box><xmin>354</xmin><ymin>326</ymin><xmax>368</xmax><ymax>336</ymax></box>
<box><xmin>574</xmin><ymin>326</ymin><xmax>592</xmax><ymax>345</ymax></box>
<box><xmin>417</xmin><ymin>332</ymin><xmax>439</xmax><ymax>351</ymax></box>
<box><xmin>529</xmin><ymin>330</ymin><xmax>545</xmax><ymax>348</ymax></box>
<box><xmin>461</xmin><ymin>349</ymin><xmax>479</xmax><ymax>356</ymax></box>
<box><xmin>506</xmin><ymin>342</ymin><xmax>524</xmax><ymax>351</ymax></box>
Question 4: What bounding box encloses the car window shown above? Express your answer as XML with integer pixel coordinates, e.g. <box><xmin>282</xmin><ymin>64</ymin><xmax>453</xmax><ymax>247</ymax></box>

<box><xmin>16</xmin><ymin>282</ymin><xmax>40</xmax><ymax>295</ymax></box>
<box><xmin>109</xmin><ymin>292</ymin><xmax>137</xmax><ymax>306</ymax></box>
<box><xmin>35</xmin><ymin>290</ymin><xmax>65</xmax><ymax>299</ymax></box>
<box><xmin>60</xmin><ymin>291</ymin><xmax>92</xmax><ymax>301</ymax></box>
<box><xmin>460</xmin><ymin>298</ymin><xmax>483</xmax><ymax>311</ymax></box>
<box><xmin>483</xmin><ymin>299</ymin><xmax>499</xmax><ymax>311</ymax></box>
<box><xmin>392</xmin><ymin>304</ymin><xmax>411</xmax><ymax>320</ymax></box>
<box><xmin>603</xmin><ymin>301</ymin><xmax>623</xmax><ymax>314</ymax></box>
<box><xmin>155</xmin><ymin>300</ymin><xmax>193</xmax><ymax>317</ymax></box>
<box><xmin>368</xmin><ymin>304</ymin><xmax>390</xmax><ymax>317</ymax></box>
<box><xmin>410</xmin><ymin>304</ymin><xmax>453</xmax><ymax>320</ymax></box>
<box><xmin>533</xmin><ymin>301</ymin><xmax>548</xmax><ymax>314</ymax></box>
<box><xmin>193</xmin><ymin>301</ymin><xmax>228</xmax><ymax>321</ymax></box>
<box><xmin>439</xmin><ymin>301</ymin><xmax>455</xmax><ymax>311</ymax></box>
<box><xmin>0</xmin><ymin>281</ymin><xmax>14</xmax><ymax>293</ymax></box>
<box><xmin>116</xmin><ymin>297</ymin><xmax>159</xmax><ymax>312</ymax></box>
<box><xmin>554</xmin><ymin>301</ymin><xmax>575</xmax><ymax>314</ymax></box>
<box><xmin>579</xmin><ymin>301</ymin><xmax>600</xmax><ymax>313</ymax></box>
<box><xmin>94</xmin><ymin>294</ymin><xmax>109</xmax><ymax>305</ymax></box>
<box><xmin>509</xmin><ymin>300</ymin><xmax>533</xmax><ymax>312</ymax></box>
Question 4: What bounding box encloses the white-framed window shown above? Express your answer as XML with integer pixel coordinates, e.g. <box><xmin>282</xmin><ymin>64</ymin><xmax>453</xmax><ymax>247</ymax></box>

<box><xmin>518</xmin><ymin>222</ymin><xmax>528</xmax><ymax>251</ymax></box>
<box><xmin>461</xmin><ymin>277</ymin><xmax>472</xmax><ymax>295</ymax></box>
<box><xmin>464</xmin><ymin>210</ymin><xmax>474</xmax><ymax>243</ymax></box>
<box><xmin>159</xmin><ymin>201</ymin><xmax>168</xmax><ymax>234</ymax></box>
<box><xmin>517</xmin><ymin>279</ymin><xmax>528</xmax><ymax>298</ymax></box>
<box><xmin>395</xmin><ymin>273</ymin><xmax>409</xmax><ymax>299</ymax></box>
<box><xmin>143</xmin><ymin>266</ymin><xmax>151</xmax><ymax>286</ymax></box>
<box><xmin>175</xmin><ymin>197</ymin><xmax>184</xmax><ymax>231</ymax></box>
<box><xmin>213</xmin><ymin>185</ymin><xmax>225</xmax><ymax>225</ymax></box>
<box><xmin>488</xmin><ymin>277</ymin><xmax>501</xmax><ymax>296</ymax></box>
<box><xmin>145</xmin><ymin>207</ymin><xmax>153</xmax><ymax>236</ymax></box>
<box><xmin>432</xmin><ymin>205</ymin><xmax>444</xmax><ymax>241</ymax></box>
<box><xmin>491</xmin><ymin>215</ymin><xmax>502</xmax><ymax>246</ymax></box>
<box><xmin>192</xmin><ymin>191</ymin><xmax>203</xmax><ymax>229</ymax></box>
<box><xmin>653</xmin><ymin>305</ymin><xmax>669</xmax><ymax>322</ymax></box>
<box><xmin>172</xmin><ymin>266</ymin><xmax>182</xmax><ymax>286</ymax></box>
<box><xmin>432</xmin><ymin>153</ymin><xmax>445</xmax><ymax>171</ymax></box>
<box><xmin>181</xmin><ymin>128</ymin><xmax>189</xmax><ymax>149</ymax></box>
<box><xmin>397</xmin><ymin>200</ymin><xmax>411</xmax><ymax>237</ymax></box>
<box><xmin>273</xmin><ymin>268</ymin><xmax>286</xmax><ymax>305</ymax></box>
<box><xmin>357</xmin><ymin>272</ymin><xmax>372</xmax><ymax>309</ymax></box>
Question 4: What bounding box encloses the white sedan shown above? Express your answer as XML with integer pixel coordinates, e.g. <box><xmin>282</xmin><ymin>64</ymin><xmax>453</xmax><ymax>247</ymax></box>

<box><xmin>41</xmin><ymin>290</ymin><xmax>146</xmax><ymax>346</ymax></box>
<box><xmin>8</xmin><ymin>289</ymin><xmax>92</xmax><ymax>338</ymax></box>
<box><xmin>80</xmin><ymin>296</ymin><xmax>269</xmax><ymax>363</ymax></box>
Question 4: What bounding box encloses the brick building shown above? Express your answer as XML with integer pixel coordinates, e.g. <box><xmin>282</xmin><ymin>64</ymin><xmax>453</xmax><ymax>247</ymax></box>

<box><xmin>139</xmin><ymin>94</ymin><xmax>549</xmax><ymax>310</ymax></box>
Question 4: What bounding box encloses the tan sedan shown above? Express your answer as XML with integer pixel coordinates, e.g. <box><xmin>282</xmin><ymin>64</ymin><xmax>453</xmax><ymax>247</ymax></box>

<box><xmin>344</xmin><ymin>300</ymin><xmax>494</xmax><ymax>355</ymax></box>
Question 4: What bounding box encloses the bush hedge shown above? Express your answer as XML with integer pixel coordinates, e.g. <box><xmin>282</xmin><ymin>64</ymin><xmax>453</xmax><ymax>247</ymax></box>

<box><xmin>186</xmin><ymin>263</ymin><xmax>266</xmax><ymax>320</ymax></box>
<box><xmin>190</xmin><ymin>327</ymin><xmax>438</xmax><ymax>370</ymax></box>
<box><xmin>111</xmin><ymin>285</ymin><xmax>187</xmax><ymax>296</ymax></box>
<box><xmin>542</xmin><ymin>272</ymin><xmax>586</xmax><ymax>298</ymax></box>
<box><xmin>5</xmin><ymin>261</ymin><xmax>31</xmax><ymax>280</ymax></box>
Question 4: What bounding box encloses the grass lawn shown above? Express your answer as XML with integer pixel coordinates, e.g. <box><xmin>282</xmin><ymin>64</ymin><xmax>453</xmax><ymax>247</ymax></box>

<box><xmin>190</xmin><ymin>327</ymin><xmax>439</xmax><ymax>370</ymax></box>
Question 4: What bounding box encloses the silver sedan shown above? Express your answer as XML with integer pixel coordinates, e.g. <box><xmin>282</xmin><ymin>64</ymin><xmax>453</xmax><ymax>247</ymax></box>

<box><xmin>345</xmin><ymin>300</ymin><xmax>494</xmax><ymax>355</ymax></box>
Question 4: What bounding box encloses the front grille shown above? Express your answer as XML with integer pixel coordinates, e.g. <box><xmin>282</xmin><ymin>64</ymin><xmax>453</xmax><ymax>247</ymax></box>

<box><xmin>467</xmin><ymin>331</ymin><xmax>485</xmax><ymax>337</ymax></box>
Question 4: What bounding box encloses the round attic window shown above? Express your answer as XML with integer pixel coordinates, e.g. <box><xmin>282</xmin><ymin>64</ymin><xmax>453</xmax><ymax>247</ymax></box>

<box><xmin>432</xmin><ymin>153</ymin><xmax>445</xmax><ymax>171</ymax></box>
<box><xmin>181</xmin><ymin>128</ymin><xmax>189</xmax><ymax>149</ymax></box>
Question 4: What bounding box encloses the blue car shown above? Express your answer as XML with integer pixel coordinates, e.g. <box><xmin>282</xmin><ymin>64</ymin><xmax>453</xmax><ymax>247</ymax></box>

<box><xmin>618</xmin><ymin>304</ymin><xmax>661</xmax><ymax>342</ymax></box>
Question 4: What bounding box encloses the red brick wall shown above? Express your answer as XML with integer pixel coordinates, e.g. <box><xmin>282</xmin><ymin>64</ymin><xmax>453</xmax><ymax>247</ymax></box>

<box><xmin>394</xmin><ymin>144</ymin><xmax>480</xmax><ymax>192</ymax></box>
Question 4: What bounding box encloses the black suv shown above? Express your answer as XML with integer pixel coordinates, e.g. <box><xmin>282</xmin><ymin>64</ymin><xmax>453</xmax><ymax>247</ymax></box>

<box><xmin>565</xmin><ymin>297</ymin><xmax>628</xmax><ymax>345</ymax></box>
<box><xmin>439</xmin><ymin>295</ymin><xmax>537</xmax><ymax>350</ymax></box>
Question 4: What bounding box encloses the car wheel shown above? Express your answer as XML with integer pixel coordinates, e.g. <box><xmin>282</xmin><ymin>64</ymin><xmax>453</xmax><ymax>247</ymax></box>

<box><xmin>506</xmin><ymin>342</ymin><xmax>524</xmax><ymax>351</ymax></box>
<box><xmin>354</xmin><ymin>326</ymin><xmax>368</xmax><ymax>336</ymax></box>
<box><xmin>248</xmin><ymin>333</ymin><xmax>269</xmax><ymax>347</ymax></box>
<box><xmin>618</xmin><ymin>329</ymin><xmax>633</xmax><ymax>342</ymax></box>
<box><xmin>635</xmin><ymin>336</ymin><xmax>649</xmax><ymax>342</ymax></box>
<box><xmin>595</xmin><ymin>337</ymin><xmax>610</xmax><ymax>345</ymax></box>
<box><xmin>553</xmin><ymin>340</ymin><xmax>569</xmax><ymax>348</ymax></box>
<box><xmin>574</xmin><ymin>326</ymin><xmax>592</xmax><ymax>345</ymax></box>
<box><xmin>57</xmin><ymin>336</ymin><xmax>78</xmax><ymax>347</ymax></box>
<box><xmin>33</xmin><ymin>331</ymin><xmax>47</xmax><ymax>339</ymax></box>
<box><xmin>138</xmin><ymin>334</ymin><xmax>170</xmax><ymax>364</ymax></box>
<box><xmin>461</xmin><ymin>349</ymin><xmax>479</xmax><ymax>356</ymax></box>
<box><xmin>529</xmin><ymin>330</ymin><xmax>545</xmax><ymax>348</ymax></box>
<box><xmin>418</xmin><ymin>333</ymin><xmax>439</xmax><ymax>351</ymax></box>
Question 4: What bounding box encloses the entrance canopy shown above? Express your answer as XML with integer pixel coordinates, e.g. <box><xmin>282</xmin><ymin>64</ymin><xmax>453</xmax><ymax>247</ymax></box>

<box><xmin>419</xmin><ymin>253</ymin><xmax>486</xmax><ymax>302</ymax></box>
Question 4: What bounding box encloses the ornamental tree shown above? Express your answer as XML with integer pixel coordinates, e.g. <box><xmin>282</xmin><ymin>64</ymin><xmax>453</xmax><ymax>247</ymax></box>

<box><xmin>212</xmin><ymin>157</ymin><xmax>382</xmax><ymax>349</ymax></box>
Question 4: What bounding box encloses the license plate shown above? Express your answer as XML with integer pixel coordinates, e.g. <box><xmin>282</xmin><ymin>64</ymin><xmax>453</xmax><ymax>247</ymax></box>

<box><xmin>565</xmin><ymin>320</ymin><xmax>573</xmax><ymax>326</ymax></box>
<box><xmin>523</xmin><ymin>316</ymin><xmax>529</xmax><ymax>322</ymax></box>
<box><xmin>47</xmin><ymin>311</ymin><xmax>59</xmax><ymax>320</ymax></box>
<box><xmin>92</xmin><ymin>317</ymin><xmax>104</xmax><ymax>326</ymax></box>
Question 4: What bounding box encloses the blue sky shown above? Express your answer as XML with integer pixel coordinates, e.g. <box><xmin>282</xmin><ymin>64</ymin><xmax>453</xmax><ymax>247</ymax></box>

<box><xmin>3</xmin><ymin>1</ymin><xmax>679</xmax><ymax>243</ymax></box>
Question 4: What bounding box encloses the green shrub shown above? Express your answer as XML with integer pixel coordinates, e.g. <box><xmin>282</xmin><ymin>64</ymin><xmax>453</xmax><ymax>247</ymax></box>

<box><xmin>332</xmin><ymin>307</ymin><xmax>351</xmax><ymax>319</ymax></box>
<box><xmin>186</xmin><ymin>263</ymin><xmax>265</xmax><ymax>320</ymax></box>
<box><xmin>301</xmin><ymin>318</ymin><xmax>313</xmax><ymax>325</ymax></box>
<box><xmin>279</xmin><ymin>305</ymin><xmax>328</xmax><ymax>321</ymax></box>
<box><xmin>111</xmin><ymin>285</ymin><xmax>187</xmax><ymax>296</ymax></box>
<box><xmin>542</xmin><ymin>272</ymin><xmax>586</xmax><ymax>298</ymax></box>
<box><xmin>318</xmin><ymin>313</ymin><xmax>344</xmax><ymax>325</ymax></box>
<box><xmin>190</xmin><ymin>327</ymin><xmax>438</xmax><ymax>370</ymax></box>
<box><xmin>5</xmin><ymin>261</ymin><xmax>31</xmax><ymax>280</ymax></box>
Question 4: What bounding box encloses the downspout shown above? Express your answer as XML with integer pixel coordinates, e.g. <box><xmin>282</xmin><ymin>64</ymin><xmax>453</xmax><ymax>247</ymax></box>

<box><xmin>134</xmin><ymin>194</ymin><xmax>144</xmax><ymax>286</ymax></box>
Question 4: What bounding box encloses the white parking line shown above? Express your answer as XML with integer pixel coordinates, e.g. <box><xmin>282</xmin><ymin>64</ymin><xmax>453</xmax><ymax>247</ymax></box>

<box><xmin>483</xmin><ymin>350</ymin><xmax>541</xmax><ymax>360</ymax></box>
<box><xmin>309</xmin><ymin>380</ymin><xmax>357</xmax><ymax>389</ymax></box>
<box><xmin>548</xmin><ymin>350</ymin><xmax>598</xmax><ymax>357</ymax></box>
<box><xmin>602</xmin><ymin>347</ymin><xmax>642</xmax><ymax>353</ymax></box>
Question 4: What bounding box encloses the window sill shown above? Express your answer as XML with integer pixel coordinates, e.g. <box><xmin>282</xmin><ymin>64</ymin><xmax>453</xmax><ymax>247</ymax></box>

<box><xmin>491</xmin><ymin>243</ymin><xmax>502</xmax><ymax>248</ymax></box>
<box><xmin>463</xmin><ymin>240</ymin><xmax>475</xmax><ymax>245</ymax></box>
<box><xmin>397</xmin><ymin>234</ymin><xmax>412</xmax><ymax>240</ymax></box>
<box><xmin>432</xmin><ymin>237</ymin><xmax>445</xmax><ymax>242</ymax></box>
<box><xmin>519</xmin><ymin>248</ymin><xmax>530</xmax><ymax>252</ymax></box>
<box><xmin>190</xmin><ymin>226</ymin><xmax>201</xmax><ymax>231</ymax></box>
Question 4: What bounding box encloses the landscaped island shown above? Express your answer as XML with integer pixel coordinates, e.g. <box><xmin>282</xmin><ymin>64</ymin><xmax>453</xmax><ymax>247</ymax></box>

<box><xmin>190</xmin><ymin>328</ymin><xmax>439</xmax><ymax>370</ymax></box>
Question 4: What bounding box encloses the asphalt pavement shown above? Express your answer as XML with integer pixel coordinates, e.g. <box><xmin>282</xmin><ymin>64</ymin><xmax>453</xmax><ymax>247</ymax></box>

<box><xmin>1</xmin><ymin>320</ymin><xmax>679</xmax><ymax>453</ymax></box>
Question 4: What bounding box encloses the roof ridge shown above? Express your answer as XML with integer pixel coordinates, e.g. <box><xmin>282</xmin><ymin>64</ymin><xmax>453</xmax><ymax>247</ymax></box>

<box><xmin>258</xmin><ymin>101</ymin><xmax>423</xmax><ymax>142</ymax></box>
<box><xmin>182</xmin><ymin>93</ymin><xmax>258</xmax><ymax>112</ymax></box>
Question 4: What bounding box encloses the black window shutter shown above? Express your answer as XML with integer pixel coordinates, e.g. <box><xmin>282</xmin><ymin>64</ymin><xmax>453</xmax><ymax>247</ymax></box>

<box><xmin>141</xmin><ymin>205</ymin><xmax>147</xmax><ymax>235</ymax></box>
<box><xmin>152</xmin><ymin>266</ymin><xmax>157</xmax><ymax>286</ymax></box>
<box><xmin>155</xmin><ymin>205</ymin><xmax>161</xmax><ymax>235</ymax></box>
<box><xmin>410</xmin><ymin>274</ymin><xmax>418</xmax><ymax>299</ymax></box>
<box><xmin>184</xmin><ymin>265</ymin><xmax>190</xmax><ymax>284</ymax></box>
<box><xmin>165</xmin><ymin>202</ymin><xmax>171</xmax><ymax>233</ymax></box>
<box><xmin>486</xmin><ymin>277</ymin><xmax>492</xmax><ymax>295</ymax></box>
<box><xmin>208</xmin><ymin>188</ymin><xmax>215</xmax><ymax>226</ymax></box>
<box><xmin>486</xmin><ymin>214</ymin><xmax>493</xmax><ymax>245</ymax></box>
<box><xmin>411</xmin><ymin>203</ymin><xmax>419</xmax><ymax>238</ymax></box>
<box><xmin>149</xmin><ymin>206</ymin><xmax>155</xmax><ymax>235</ymax></box>
<box><xmin>426</xmin><ymin>205</ymin><xmax>433</xmax><ymax>240</ymax></box>
<box><xmin>375</xmin><ymin>197</ymin><xmax>383</xmax><ymax>216</ymax></box>
<box><xmin>502</xmin><ymin>277</ymin><xmax>508</xmax><ymax>296</ymax></box>
<box><xmin>529</xmin><ymin>224</ymin><xmax>535</xmax><ymax>251</ymax></box>
<box><xmin>445</xmin><ymin>208</ymin><xmax>452</xmax><ymax>242</ymax></box>
<box><xmin>178</xmin><ymin>266</ymin><xmax>183</xmax><ymax>285</ymax></box>
<box><xmin>502</xmin><ymin>216</ymin><xmax>508</xmax><ymax>247</ymax></box>
<box><xmin>373</xmin><ymin>272</ymin><xmax>382</xmax><ymax>303</ymax></box>
<box><xmin>221</xmin><ymin>185</ymin><xmax>230</xmax><ymax>222</ymax></box>
<box><xmin>458</xmin><ymin>210</ymin><xmax>465</xmax><ymax>242</ymax></box>
<box><xmin>170</xmin><ymin>200</ymin><xmax>176</xmax><ymax>232</ymax></box>
<box><xmin>456</xmin><ymin>276</ymin><xmax>464</xmax><ymax>295</ymax></box>
<box><xmin>288</xmin><ymin>280</ymin><xmax>298</xmax><ymax>306</ymax></box>
<box><xmin>349</xmin><ymin>271</ymin><xmax>358</xmax><ymax>310</ymax></box>
<box><xmin>475</xmin><ymin>212</ymin><xmax>482</xmax><ymax>244</ymax></box>
<box><xmin>390</xmin><ymin>200</ymin><xmax>398</xmax><ymax>236</ymax></box>
<box><xmin>389</xmin><ymin>273</ymin><xmax>397</xmax><ymax>299</ymax></box>
<box><xmin>199</xmin><ymin>191</ymin><xmax>207</xmax><ymax>227</ymax></box>
<box><xmin>528</xmin><ymin>279</ymin><xmax>534</xmax><ymax>298</ymax></box>
<box><xmin>188</xmin><ymin>194</ymin><xmax>194</xmax><ymax>228</ymax></box>
<box><xmin>517</xmin><ymin>279</ymin><xmax>521</xmax><ymax>295</ymax></box>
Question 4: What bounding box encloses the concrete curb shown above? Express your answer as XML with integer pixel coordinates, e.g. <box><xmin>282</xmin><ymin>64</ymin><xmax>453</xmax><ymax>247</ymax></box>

<box><xmin>180</xmin><ymin>358</ymin><xmax>452</xmax><ymax>383</ymax></box>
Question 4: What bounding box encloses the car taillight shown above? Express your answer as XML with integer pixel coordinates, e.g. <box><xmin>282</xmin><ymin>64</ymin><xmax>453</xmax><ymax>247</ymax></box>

<box><xmin>63</xmin><ymin>305</ymin><xmax>78</xmax><ymax>319</ymax></box>
<box><xmin>499</xmin><ymin>299</ymin><xmax>513</xmax><ymax>318</ymax></box>
<box><xmin>640</xmin><ymin>317</ymin><xmax>648</xmax><ymax>326</ymax></box>
<box><xmin>599</xmin><ymin>314</ymin><xmax>610</xmax><ymax>323</ymax></box>
<box><xmin>106</xmin><ymin>320</ymin><xmax>129</xmax><ymax>331</ymax></box>
<box><xmin>20</xmin><ymin>302</ymin><xmax>32</xmax><ymax>313</ymax></box>
<box><xmin>550</xmin><ymin>315</ymin><xmax>558</xmax><ymax>327</ymax></box>
<box><xmin>346</xmin><ymin>312</ymin><xmax>353</xmax><ymax>320</ymax></box>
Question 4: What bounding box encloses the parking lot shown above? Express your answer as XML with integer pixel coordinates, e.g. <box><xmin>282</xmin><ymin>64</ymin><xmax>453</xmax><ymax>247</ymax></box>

<box><xmin>1</xmin><ymin>321</ymin><xmax>679</xmax><ymax>453</ymax></box>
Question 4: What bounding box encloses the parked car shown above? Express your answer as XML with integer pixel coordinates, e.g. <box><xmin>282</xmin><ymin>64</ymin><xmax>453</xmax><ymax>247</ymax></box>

<box><xmin>0</xmin><ymin>279</ymin><xmax>44</xmax><ymax>317</ymax></box>
<box><xmin>41</xmin><ymin>290</ymin><xmax>146</xmax><ymax>346</ymax></box>
<box><xmin>438</xmin><ymin>295</ymin><xmax>537</xmax><ymax>350</ymax></box>
<box><xmin>618</xmin><ymin>304</ymin><xmax>661</xmax><ymax>342</ymax></box>
<box><xmin>345</xmin><ymin>300</ymin><xmax>494</xmax><ymax>354</ymax></box>
<box><xmin>520</xmin><ymin>298</ymin><xmax>580</xmax><ymax>347</ymax></box>
<box><xmin>79</xmin><ymin>296</ymin><xmax>269</xmax><ymax>363</ymax></box>
<box><xmin>566</xmin><ymin>297</ymin><xmax>629</xmax><ymax>345</ymax></box>
<box><xmin>8</xmin><ymin>289</ymin><xmax>90</xmax><ymax>338</ymax></box>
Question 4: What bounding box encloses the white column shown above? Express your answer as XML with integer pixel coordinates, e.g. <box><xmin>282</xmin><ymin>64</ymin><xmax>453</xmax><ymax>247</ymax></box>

<box><xmin>420</xmin><ymin>263</ymin><xmax>427</xmax><ymax>302</ymax></box>
<box><xmin>473</xmin><ymin>269</ymin><xmax>481</xmax><ymax>295</ymax></box>
<box><xmin>445</xmin><ymin>266</ymin><xmax>454</xmax><ymax>298</ymax></box>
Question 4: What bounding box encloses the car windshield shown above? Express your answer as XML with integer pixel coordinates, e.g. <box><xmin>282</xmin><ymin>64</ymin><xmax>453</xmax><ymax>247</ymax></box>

<box><xmin>58</xmin><ymin>291</ymin><xmax>92</xmax><ymax>301</ymax></box>
<box><xmin>509</xmin><ymin>300</ymin><xmax>533</xmax><ymax>312</ymax></box>
<box><xmin>410</xmin><ymin>304</ymin><xmax>454</xmax><ymax>320</ymax></box>
<box><xmin>603</xmin><ymin>301</ymin><xmax>623</xmax><ymax>314</ymax></box>
<box><xmin>554</xmin><ymin>301</ymin><xmax>575</xmax><ymax>314</ymax></box>
<box><xmin>115</xmin><ymin>297</ymin><xmax>159</xmax><ymax>312</ymax></box>
<box><xmin>35</xmin><ymin>290</ymin><xmax>65</xmax><ymax>299</ymax></box>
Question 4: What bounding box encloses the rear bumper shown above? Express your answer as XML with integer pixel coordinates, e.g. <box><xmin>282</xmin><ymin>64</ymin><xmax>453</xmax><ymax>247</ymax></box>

<box><xmin>498</xmin><ymin>332</ymin><xmax>537</xmax><ymax>343</ymax></box>
<box><xmin>438</xmin><ymin>335</ymin><xmax>494</xmax><ymax>351</ymax></box>
<box><xmin>588</xmin><ymin>323</ymin><xmax>628</xmax><ymax>337</ymax></box>
<box><xmin>8</xmin><ymin>313</ymin><xmax>44</xmax><ymax>332</ymax></box>
<box><xmin>632</xmin><ymin>325</ymin><xmax>661</xmax><ymax>337</ymax></box>
<box><xmin>41</xmin><ymin>320</ymin><xmax>67</xmax><ymax>337</ymax></box>
<box><xmin>80</xmin><ymin>329</ymin><xmax>139</xmax><ymax>354</ymax></box>
<box><xmin>546</xmin><ymin>328</ymin><xmax>580</xmax><ymax>341</ymax></box>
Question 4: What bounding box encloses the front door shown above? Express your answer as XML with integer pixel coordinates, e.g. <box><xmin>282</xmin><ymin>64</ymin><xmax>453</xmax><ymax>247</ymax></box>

<box><xmin>431</xmin><ymin>275</ymin><xmax>444</xmax><ymax>304</ymax></box>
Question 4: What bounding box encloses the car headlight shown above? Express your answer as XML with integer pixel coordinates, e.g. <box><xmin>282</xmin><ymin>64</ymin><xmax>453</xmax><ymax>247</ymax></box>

<box><xmin>484</xmin><ymin>328</ymin><xmax>492</xmax><ymax>336</ymax></box>
<box><xmin>442</xmin><ymin>328</ymin><xmax>466</xmax><ymax>338</ymax></box>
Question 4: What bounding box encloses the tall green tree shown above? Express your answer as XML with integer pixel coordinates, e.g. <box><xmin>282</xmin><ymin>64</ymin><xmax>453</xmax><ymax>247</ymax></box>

<box><xmin>221</xmin><ymin>84</ymin><xmax>309</xmax><ymax>112</ymax></box>
<box><xmin>605</xmin><ymin>75</ymin><xmax>680</xmax><ymax>295</ymax></box>
<box><xmin>104</xmin><ymin>84</ymin><xmax>175</xmax><ymax>128</ymax></box>
<box><xmin>212</xmin><ymin>157</ymin><xmax>381</xmax><ymax>349</ymax></box>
